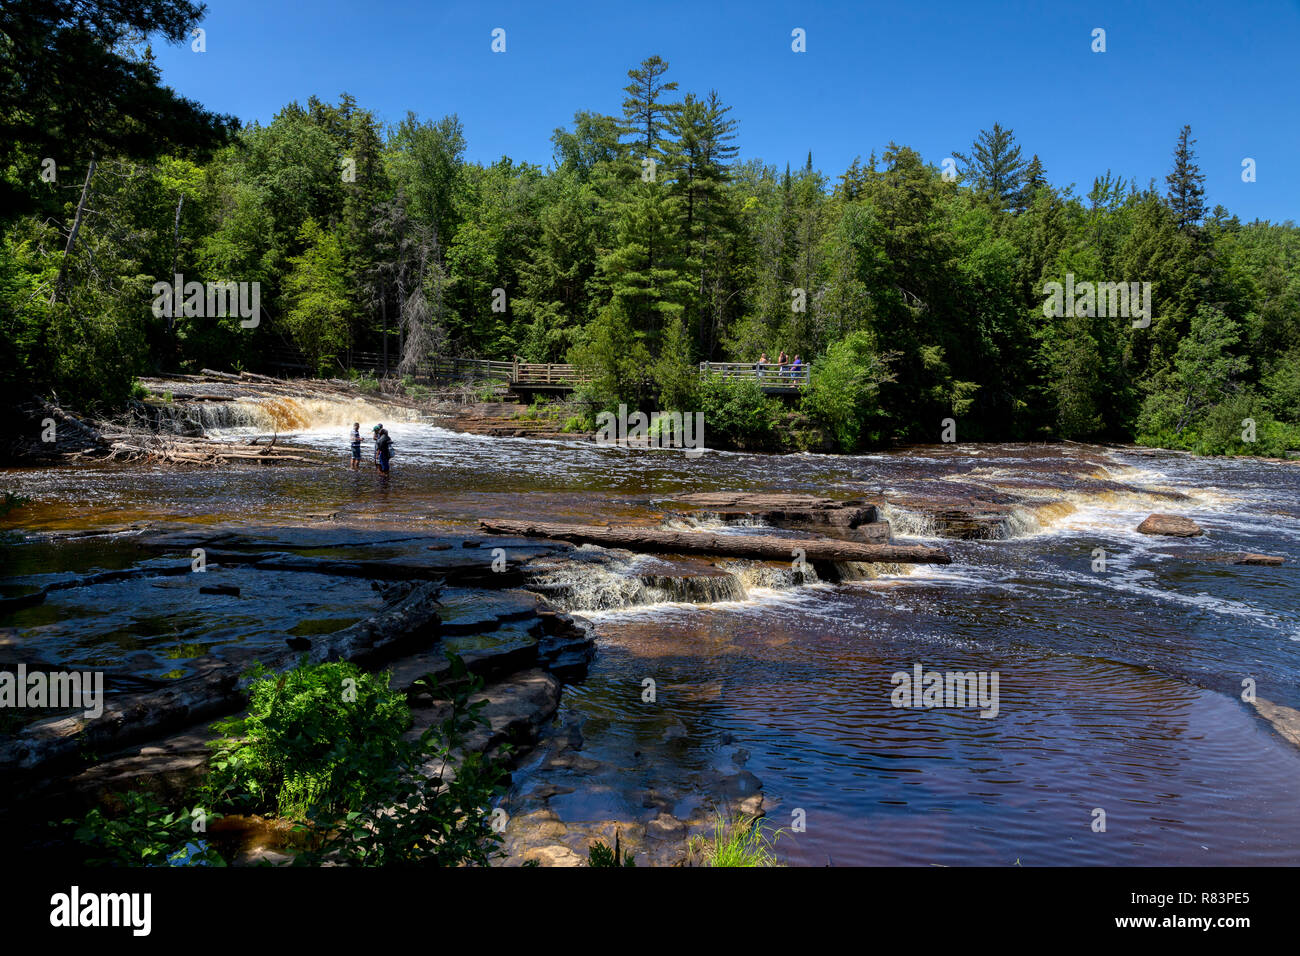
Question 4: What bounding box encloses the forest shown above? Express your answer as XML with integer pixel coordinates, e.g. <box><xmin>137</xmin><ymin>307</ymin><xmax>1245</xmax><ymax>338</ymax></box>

<box><xmin>3</xmin><ymin>0</ymin><xmax>1298</xmax><ymax>455</ymax></box>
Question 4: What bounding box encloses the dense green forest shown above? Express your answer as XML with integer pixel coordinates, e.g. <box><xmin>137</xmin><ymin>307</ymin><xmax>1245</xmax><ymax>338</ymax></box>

<box><xmin>3</xmin><ymin>1</ymin><xmax>1298</xmax><ymax>454</ymax></box>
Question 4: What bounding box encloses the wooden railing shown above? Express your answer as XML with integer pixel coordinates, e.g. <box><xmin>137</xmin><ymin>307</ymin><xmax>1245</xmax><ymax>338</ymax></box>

<box><xmin>263</xmin><ymin>347</ymin><xmax>804</xmax><ymax>390</ymax></box>
<box><xmin>699</xmin><ymin>361</ymin><xmax>809</xmax><ymax>389</ymax></box>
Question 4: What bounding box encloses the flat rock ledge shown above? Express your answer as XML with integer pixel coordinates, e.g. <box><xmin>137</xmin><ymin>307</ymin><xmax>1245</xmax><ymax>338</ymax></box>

<box><xmin>668</xmin><ymin>493</ymin><xmax>888</xmax><ymax>544</ymax></box>
<box><xmin>479</xmin><ymin>518</ymin><xmax>950</xmax><ymax>565</ymax></box>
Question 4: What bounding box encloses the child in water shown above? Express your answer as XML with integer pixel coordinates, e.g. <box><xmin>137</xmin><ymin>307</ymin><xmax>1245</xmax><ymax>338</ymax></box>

<box><xmin>349</xmin><ymin>422</ymin><xmax>362</xmax><ymax>471</ymax></box>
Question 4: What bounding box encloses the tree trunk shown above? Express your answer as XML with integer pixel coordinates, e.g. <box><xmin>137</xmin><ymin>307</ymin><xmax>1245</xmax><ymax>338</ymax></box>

<box><xmin>50</xmin><ymin>155</ymin><xmax>97</xmax><ymax>306</ymax></box>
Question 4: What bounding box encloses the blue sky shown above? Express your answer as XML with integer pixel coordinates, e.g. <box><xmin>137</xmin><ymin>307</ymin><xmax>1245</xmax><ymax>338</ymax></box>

<box><xmin>151</xmin><ymin>0</ymin><xmax>1300</xmax><ymax>223</ymax></box>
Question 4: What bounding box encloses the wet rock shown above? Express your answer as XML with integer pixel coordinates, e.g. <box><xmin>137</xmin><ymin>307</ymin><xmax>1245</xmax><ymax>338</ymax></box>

<box><xmin>715</xmin><ymin>770</ymin><xmax>763</xmax><ymax>801</ymax></box>
<box><xmin>646</xmin><ymin>812</ymin><xmax>687</xmax><ymax>841</ymax></box>
<box><xmin>1169</xmin><ymin>551</ymin><xmax>1285</xmax><ymax>566</ymax></box>
<box><xmin>531</xmin><ymin>783</ymin><xmax>575</xmax><ymax>800</ymax></box>
<box><xmin>199</xmin><ymin>584</ymin><xmax>240</xmax><ymax>596</ymax></box>
<box><xmin>480</xmin><ymin>518</ymin><xmax>950</xmax><ymax>564</ymax></box>
<box><xmin>883</xmin><ymin>494</ymin><xmax>1022</xmax><ymax>539</ymax></box>
<box><xmin>544</xmin><ymin>751</ymin><xmax>602</xmax><ymax>773</ymax></box>
<box><xmin>410</xmin><ymin>669</ymin><xmax>561</xmax><ymax>760</ymax></box>
<box><xmin>1137</xmin><ymin>513</ymin><xmax>1204</xmax><ymax>537</ymax></box>
<box><xmin>522</xmin><ymin>844</ymin><xmax>585</xmax><ymax>867</ymax></box>
<box><xmin>1224</xmin><ymin>553</ymin><xmax>1285</xmax><ymax>566</ymax></box>
<box><xmin>668</xmin><ymin>493</ymin><xmax>887</xmax><ymax>542</ymax></box>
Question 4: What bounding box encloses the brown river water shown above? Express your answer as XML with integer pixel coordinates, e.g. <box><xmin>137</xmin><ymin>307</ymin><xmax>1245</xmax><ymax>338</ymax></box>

<box><xmin>3</xmin><ymin>399</ymin><xmax>1299</xmax><ymax>866</ymax></box>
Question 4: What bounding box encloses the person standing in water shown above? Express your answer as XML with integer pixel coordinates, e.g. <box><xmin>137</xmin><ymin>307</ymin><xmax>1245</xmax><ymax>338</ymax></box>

<box><xmin>349</xmin><ymin>422</ymin><xmax>362</xmax><ymax>471</ymax></box>
<box><xmin>373</xmin><ymin>424</ymin><xmax>393</xmax><ymax>475</ymax></box>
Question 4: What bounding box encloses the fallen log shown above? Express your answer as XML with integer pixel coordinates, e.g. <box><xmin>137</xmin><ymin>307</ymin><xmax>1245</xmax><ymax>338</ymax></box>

<box><xmin>478</xmin><ymin>519</ymin><xmax>951</xmax><ymax>564</ymax></box>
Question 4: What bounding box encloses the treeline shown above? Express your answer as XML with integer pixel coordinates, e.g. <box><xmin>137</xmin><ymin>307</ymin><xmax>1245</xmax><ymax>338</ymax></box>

<box><xmin>2</xmin><ymin>2</ymin><xmax>1297</xmax><ymax>454</ymax></box>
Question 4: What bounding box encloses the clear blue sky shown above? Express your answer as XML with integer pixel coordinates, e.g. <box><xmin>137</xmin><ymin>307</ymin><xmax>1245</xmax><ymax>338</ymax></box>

<box><xmin>151</xmin><ymin>0</ymin><xmax>1300</xmax><ymax>223</ymax></box>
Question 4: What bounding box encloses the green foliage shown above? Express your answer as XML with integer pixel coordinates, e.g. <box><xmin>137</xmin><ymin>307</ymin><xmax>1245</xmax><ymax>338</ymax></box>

<box><xmin>588</xmin><ymin>831</ymin><xmax>635</xmax><ymax>867</ymax></box>
<box><xmin>1137</xmin><ymin>305</ymin><xmax>1249</xmax><ymax>442</ymax></box>
<box><xmin>294</xmin><ymin>654</ymin><xmax>510</xmax><ymax>867</ymax></box>
<box><xmin>282</xmin><ymin>219</ymin><xmax>353</xmax><ymax>375</ymax></box>
<box><xmin>687</xmin><ymin>815</ymin><xmax>785</xmax><ymax>867</ymax></box>
<box><xmin>695</xmin><ymin>373</ymin><xmax>781</xmax><ymax>449</ymax></box>
<box><xmin>68</xmin><ymin>790</ymin><xmax>225</xmax><ymax>867</ymax></box>
<box><xmin>800</xmin><ymin>331</ymin><xmax>894</xmax><ymax>450</ymax></box>
<box><xmin>71</xmin><ymin>654</ymin><xmax>509</xmax><ymax>868</ymax></box>
<box><xmin>206</xmin><ymin>659</ymin><xmax>410</xmax><ymax>819</ymax></box>
<box><xmin>569</xmin><ymin>300</ymin><xmax>653</xmax><ymax>411</ymax></box>
<box><xmin>2</xmin><ymin>52</ymin><xmax>1295</xmax><ymax>461</ymax></box>
<box><xmin>650</xmin><ymin>315</ymin><xmax>699</xmax><ymax>411</ymax></box>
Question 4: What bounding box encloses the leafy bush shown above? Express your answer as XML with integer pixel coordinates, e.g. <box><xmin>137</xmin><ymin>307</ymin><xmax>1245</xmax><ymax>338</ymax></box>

<box><xmin>68</xmin><ymin>790</ymin><xmax>225</xmax><ymax>867</ymax></box>
<box><xmin>206</xmin><ymin>660</ymin><xmax>410</xmax><ymax>819</ymax></box>
<box><xmin>694</xmin><ymin>374</ymin><xmax>781</xmax><ymax>450</ymax></box>
<box><xmin>1142</xmin><ymin>391</ymin><xmax>1300</xmax><ymax>457</ymax></box>
<box><xmin>800</xmin><ymin>332</ymin><xmax>894</xmax><ymax>450</ymax></box>
<box><xmin>71</xmin><ymin>655</ymin><xmax>508</xmax><ymax>868</ymax></box>
<box><xmin>294</xmin><ymin>655</ymin><xmax>510</xmax><ymax>867</ymax></box>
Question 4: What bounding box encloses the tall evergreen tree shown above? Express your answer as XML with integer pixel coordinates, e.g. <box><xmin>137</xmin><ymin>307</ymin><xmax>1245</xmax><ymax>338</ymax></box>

<box><xmin>1165</xmin><ymin>124</ymin><xmax>1207</xmax><ymax>232</ymax></box>
<box><xmin>954</xmin><ymin>123</ymin><xmax>1027</xmax><ymax>212</ymax></box>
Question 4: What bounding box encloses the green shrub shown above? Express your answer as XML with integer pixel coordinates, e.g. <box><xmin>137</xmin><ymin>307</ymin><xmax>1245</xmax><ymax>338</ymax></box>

<box><xmin>694</xmin><ymin>374</ymin><xmax>781</xmax><ymax>450</ymax></box>
<box><xmin>73</xmin><ymin>655</ymin><xmax>508</xmax><ymax>868</ymax></box>
<box><xmin>295</xmin><ymin>654</ymin><xmax>510</xmax><ymax>867</ymax></box>
<box><xmin>206</xmin><ymin>660</ymin><xmax>410</xmax><ymax>819</ymax></box>
<box><xmin>801</xmin><ymin>332</ymin><xmax>894</xmax><ymax>450</ymax></box>
<box><xmin>1138</xmin><ymin>391</ymin><xmax>1300</xmax><ymax>457</ymax></box>
<box><xmin>68</xmin><ymin>790</ymin><xmax>225</xmax><ymax>867</ymax></box>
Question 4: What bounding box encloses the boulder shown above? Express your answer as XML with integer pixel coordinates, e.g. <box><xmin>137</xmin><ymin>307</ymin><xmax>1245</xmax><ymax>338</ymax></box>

<box><xmin>1137</xmin><ymin>514</ymin><xmax>1204</xmax><ymax>537</ymax></box>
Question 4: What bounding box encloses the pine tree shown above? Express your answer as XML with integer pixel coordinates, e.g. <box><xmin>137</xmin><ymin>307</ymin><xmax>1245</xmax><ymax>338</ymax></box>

<box><xmin>954</xmin><ymin>123</ymin><xmax>1028</xmax><ymax>211</ymax></box>
<box><xmin>1165</xmin><ymin>124</ymin><xmax>1206</xmax><ymax>232</ymax></box>
<box><xmin>621</xmin><ymin>56</ymin><xmax>679</xmax><ymax>160</ymax></box>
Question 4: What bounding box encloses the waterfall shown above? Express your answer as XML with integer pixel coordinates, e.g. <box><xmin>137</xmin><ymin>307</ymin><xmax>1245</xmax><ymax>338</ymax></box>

<box><xmin>148</xmin><ymin>396</ymin><xmax>418</xmax><ymax>437</ymax></box>
<box><xmin>523</xmin><ymin>549</ymin><xmax>823</xmax><ymax>612</ymax></box>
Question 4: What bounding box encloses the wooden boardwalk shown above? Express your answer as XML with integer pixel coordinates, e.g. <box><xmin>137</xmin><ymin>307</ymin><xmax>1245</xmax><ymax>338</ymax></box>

<box><xmin>264</xmin><ymin>348</ymin><xmax>809</xmax><ymax>395</ymax></box>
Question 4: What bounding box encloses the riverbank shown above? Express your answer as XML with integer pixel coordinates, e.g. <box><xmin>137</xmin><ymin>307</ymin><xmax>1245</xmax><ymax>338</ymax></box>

<box><xmin>6</xmin><ymin>373</ymin><xmax>1299</xmax><ymax>466</ymax></box>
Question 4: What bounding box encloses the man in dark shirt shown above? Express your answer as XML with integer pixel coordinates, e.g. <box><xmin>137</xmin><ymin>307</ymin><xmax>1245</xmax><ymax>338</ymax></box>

<box><xmin>373</xmin><ymin>424</ymin><xmax>393</xmax><ymax>475</ymax></box>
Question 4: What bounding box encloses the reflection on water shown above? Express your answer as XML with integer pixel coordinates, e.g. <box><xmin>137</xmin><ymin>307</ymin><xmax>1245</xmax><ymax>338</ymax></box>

<box><xmin>3</xmin><ymin>426</ymin><xmax>1298</xmax><ymax>864</ymax></box>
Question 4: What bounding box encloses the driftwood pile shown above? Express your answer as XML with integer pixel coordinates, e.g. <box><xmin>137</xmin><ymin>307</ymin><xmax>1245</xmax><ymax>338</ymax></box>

<box><xmin>94</xmin><ymin>427</ymin><xmax>323</xmax><ymax>466</ymax></box>
<box><xmin>22</xmin><ymin>396</ymin><xmax>324</xmax><ymax>467</ymax></box>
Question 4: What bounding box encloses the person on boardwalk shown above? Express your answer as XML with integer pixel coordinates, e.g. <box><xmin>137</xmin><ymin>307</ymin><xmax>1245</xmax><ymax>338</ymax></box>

<box><xmin>756</xmin><ymin>352</ymin><xmax>769</xmax><ymax>381</ymax></box>
<box><xmin>373</xmin><ymin>424</ymin><xmax>393</xmax><ymax>475</ymax></box>
<box><xmin>349</xmin><ymin>422</ymin><xmax>363</xmax><ymax>471</ymax></box>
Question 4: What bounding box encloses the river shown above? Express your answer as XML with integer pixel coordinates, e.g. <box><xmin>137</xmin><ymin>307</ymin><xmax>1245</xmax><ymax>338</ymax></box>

<box><xmin>3</xmin><ymin>408</ymin><xmax>1298</xmax><ymax>866</ymax></box>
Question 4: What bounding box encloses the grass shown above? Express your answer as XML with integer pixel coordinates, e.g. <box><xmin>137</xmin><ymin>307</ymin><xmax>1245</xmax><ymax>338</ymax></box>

<box><xmin>686</xmin><ymin>814</ymin><xmax>785</xmax><ymax>867</ymax></box>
